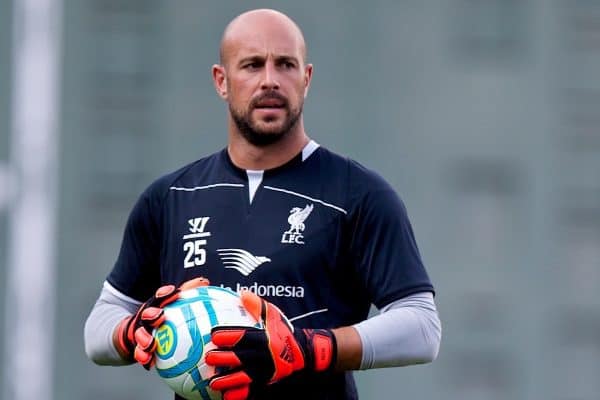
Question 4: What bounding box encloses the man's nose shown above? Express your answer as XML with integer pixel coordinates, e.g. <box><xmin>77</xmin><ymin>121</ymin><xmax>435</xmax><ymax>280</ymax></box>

<box><xmin>260</xmin><ymin>62</ymin><xmax>280</xmax><ymax>90</ymax></box>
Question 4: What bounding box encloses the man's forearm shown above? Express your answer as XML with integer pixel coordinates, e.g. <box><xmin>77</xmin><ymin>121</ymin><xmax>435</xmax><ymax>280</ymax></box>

<box><xmin>84</xmin><ymin>282</ymin><xmax>139</xmax><ymax>365</ymax></box>
<box><xmin>332</xmin><ymin>326</ymin><xmax>363</xmax><ymax>371</ymax></box>
<box><xmin>353</xmin><ymin>292</ymin><xmax>441</xmax><ymax>369</ymax></box>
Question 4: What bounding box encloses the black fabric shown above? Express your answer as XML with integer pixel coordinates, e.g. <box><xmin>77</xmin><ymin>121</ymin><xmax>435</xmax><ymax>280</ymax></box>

<box><xmin>107</xmin><ymin>145</ymin><xmax>434</xmax><ymax>399</ymax></box>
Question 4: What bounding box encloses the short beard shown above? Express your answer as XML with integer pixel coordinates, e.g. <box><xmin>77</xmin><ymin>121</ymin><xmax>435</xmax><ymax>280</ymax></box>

<box><xmin>229</xmin><ymin>96</ymin><xmax>303</xmax><ymax>147</ymax></box>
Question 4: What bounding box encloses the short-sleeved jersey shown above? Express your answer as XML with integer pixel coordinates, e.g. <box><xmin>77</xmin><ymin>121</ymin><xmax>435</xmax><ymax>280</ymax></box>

<box><xmin>107</xmin><ymin>143</ymin><xmax>434</xmax><ymax>399</ymax></box>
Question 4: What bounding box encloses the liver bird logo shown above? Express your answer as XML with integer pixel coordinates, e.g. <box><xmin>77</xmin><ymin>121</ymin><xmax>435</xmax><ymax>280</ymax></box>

<box><xmin>286</xmin><ymin>204</ymin><xmax>314</xmax><ymax>234</ymax></box>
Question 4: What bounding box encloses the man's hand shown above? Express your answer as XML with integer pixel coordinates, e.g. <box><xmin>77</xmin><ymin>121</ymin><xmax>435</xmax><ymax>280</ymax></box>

<box><xmin>114</xmin><ymin>277</ymin><xmax>210</xmax><ymax>369</ymax></box>
<box><xmin>205</xmin><ymin>291</ymin><xmax>337</xmax><ymax>400</ymax></box>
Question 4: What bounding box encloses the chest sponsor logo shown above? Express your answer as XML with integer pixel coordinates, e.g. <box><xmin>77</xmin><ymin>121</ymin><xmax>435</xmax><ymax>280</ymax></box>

<box><xmin>219</xmin><ymin>282</ymin><xmax>305</xmax><ymax>298</ymax></box>
<box><xmin>281</xmin><ymin>204</ymin><xmax>313</xmax><ymax>245</ymax></box>
<box><xmin>217</xmin><ymin>248</ymin><xmax>271</xmax><ymax>276</ymax></box>
<box><xmin>182</xmin><ymin>217</ymin><xmax>211</xmax><ymax>269</ymax></box>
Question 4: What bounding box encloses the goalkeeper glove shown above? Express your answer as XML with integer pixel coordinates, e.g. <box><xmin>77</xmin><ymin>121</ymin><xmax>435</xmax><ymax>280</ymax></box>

<box><xmin>114</xmin><ymin>277</ymin><xmax>210</xmax><ymax>369</ymax></box>
<box><xmin>205</xmin><ymin>290</ymin><xmax>337</xmax><ymax>400</ymax></box>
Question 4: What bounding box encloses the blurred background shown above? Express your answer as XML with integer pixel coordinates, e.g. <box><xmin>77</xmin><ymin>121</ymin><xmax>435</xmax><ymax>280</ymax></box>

<box><xmin>1</xmin><ymin>0</ymin><xmax>600</xmax><ymax>399</ymax></box>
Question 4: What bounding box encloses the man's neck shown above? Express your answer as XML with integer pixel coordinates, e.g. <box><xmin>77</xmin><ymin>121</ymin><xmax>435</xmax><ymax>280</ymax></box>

<box><xmin>227</xmin><ymin>124</ymin><xmax>310</xmax><ymax>171</ymax></box>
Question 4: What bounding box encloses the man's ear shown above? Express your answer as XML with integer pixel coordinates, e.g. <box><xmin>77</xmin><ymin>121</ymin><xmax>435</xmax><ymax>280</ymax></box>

<box><xmin>212</xmin><ymin>64</ymin><xmax>228</xmax><ymax>99</ymax></box>
<box><xmin>303</xmin><ymin>64</ymin><xmax>313</xmax><ymax>98</ymax></box>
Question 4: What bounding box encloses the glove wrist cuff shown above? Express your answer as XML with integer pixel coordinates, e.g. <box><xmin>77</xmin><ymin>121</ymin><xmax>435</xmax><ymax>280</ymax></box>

<box><xmin>297</xmin><ymin>328</ymin><xmax>337</xmax><ymax>373</ymax></box>
<box><xmin>115</xmin><ymin>317</ymin><xmax>134</xmax><ymax>361</ymax></box>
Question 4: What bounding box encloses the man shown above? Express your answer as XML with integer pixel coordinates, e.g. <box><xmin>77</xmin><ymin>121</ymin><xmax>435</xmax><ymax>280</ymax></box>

<box><xmin>85</xmin><ymin>8</ymin><xmax>441</xmax><ymax>400</ymax></box>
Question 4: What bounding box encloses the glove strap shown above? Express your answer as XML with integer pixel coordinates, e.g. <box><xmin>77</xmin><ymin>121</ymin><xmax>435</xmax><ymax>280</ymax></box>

<box><xmin>296</xmin><ymin>329</ymin><xmax>337</xmax><ymax>373</ymax></box>
<box><xmin>115</xmin><ymin>316</ymin><xmax>135</xmax><ymax>360</ymax></box>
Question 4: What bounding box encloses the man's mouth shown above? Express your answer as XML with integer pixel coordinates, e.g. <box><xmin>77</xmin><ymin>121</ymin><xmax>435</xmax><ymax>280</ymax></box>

<box><xmin>256</xmin><ymin>100</ymin><xmax>284</xmax><ymax>108</ymax></box>
<box><xmin>253</xmin><ymin>95</ymin><xmax>287</xmax><ymax>109</ymax></box>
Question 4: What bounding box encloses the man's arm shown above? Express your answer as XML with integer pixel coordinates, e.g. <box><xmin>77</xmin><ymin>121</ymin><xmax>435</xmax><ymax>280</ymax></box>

<box><xmin>332</xmin><ymin>291</ymin><xmax>441</xmax><ymax>371</ymax></box>
<box><xmin>85</xmin><ymin>278</ymin><xmax>211</xmax><ymax>368</ymax></box>
<box><xmin>352</xmin><ymin>291</ymin><xmax>441</xmax><ymax>369</ymax></box>
<box><xmin>84</xmin><ymin>282</ymin><xmax>140</xmax><ymax>365</ymax></box>
<box><xmin>331</xmin><ymin>326</ymin><xmax>362</xmax><ymax>371</ymax></box>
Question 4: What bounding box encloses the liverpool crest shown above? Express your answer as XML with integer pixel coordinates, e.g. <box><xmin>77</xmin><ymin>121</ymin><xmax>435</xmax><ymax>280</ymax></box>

<box><xmin>281</xmin><ymin>204</ymin><xmax>314</xmax><ymax>245</ymax></box>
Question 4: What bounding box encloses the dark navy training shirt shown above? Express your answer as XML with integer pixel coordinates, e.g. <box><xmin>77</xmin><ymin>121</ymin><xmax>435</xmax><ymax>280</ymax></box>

<box><xmin>107</xmin><ymin>142</ymin><xmax>434</xmax><ymax>399</ymax></box>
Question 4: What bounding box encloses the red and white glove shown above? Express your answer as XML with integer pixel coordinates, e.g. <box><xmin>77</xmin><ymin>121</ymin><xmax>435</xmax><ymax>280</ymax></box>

<box><xmin>205</xmin><ymin>290</ymin><xmax>337</xmax><ymax>400</ymax></box>
<box><xmin>114</xmin><ymin>277</ymin><xmax>210</xmax><ymax>369</ymax></box>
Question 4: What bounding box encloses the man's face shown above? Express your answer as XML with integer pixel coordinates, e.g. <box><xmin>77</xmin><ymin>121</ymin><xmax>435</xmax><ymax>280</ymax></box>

<box><xmin>217</xmin><ymin>23</ymin><xmax>312</xmax><ymax>146</ymax></box>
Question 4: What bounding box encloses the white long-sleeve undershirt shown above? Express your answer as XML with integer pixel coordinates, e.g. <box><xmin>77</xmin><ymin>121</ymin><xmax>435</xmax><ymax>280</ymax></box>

<box><xmin>84</xmin><ymin>282</ymin><xmax>441</xmax><ymax>369</ymax></box>
<box><xmin>84</xmin><ymin>281</ymin><xmax>140</xmax><ymax>365</ymax></box>
<box><xmin>353</xmin><ymin>291</ymin><xmax>441</xmax><ymax>369</ymax></box>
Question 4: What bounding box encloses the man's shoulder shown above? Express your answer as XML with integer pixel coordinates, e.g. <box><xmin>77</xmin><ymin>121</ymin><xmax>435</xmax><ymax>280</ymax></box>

<box><xmin>142</xmin><ymin>149</ymin><xmax>226</xmax><ymax>199</ymax></box>
<box><xmin>315</xmin><ymin>146</ymin><xmax>392</xmax><ymax>191</ymax></box>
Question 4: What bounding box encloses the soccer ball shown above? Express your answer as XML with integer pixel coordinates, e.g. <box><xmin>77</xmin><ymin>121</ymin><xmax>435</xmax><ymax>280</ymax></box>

<box><xmin>153</xmin><ymin>286</ymin><xmax>259</xmax><ymax>400</ymax></box>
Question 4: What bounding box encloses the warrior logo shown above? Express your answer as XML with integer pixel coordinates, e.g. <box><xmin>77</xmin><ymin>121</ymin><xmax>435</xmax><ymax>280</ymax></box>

<box><xmin>281</xmin><ymin>204</ymin><xmax>313</xmax><ymax>245</ymax></box>
<box><xmin>183</xmin><ymin>217</ymin><xmax>211</xmax><ymax>269</ymax></box>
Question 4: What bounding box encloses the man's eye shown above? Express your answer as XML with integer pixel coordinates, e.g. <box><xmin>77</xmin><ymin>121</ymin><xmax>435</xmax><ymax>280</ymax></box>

<box><xmin>243</xmin><ymin>62</ymin><xmax>260</xmax><ymax>69</ymax></box>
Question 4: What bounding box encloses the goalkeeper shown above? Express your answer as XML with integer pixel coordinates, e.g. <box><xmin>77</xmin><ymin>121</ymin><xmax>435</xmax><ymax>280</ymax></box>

<box><xmin>84</xmin><ymin>8</ymin><xmax>441</xmax><ymax>400</ymax></box>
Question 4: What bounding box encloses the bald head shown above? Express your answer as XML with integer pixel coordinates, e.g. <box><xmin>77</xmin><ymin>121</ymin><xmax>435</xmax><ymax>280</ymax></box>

<box><xmin>219</xmin><ymin>9</ymin><xmax>307</xmax><ymax>66</ymax></box>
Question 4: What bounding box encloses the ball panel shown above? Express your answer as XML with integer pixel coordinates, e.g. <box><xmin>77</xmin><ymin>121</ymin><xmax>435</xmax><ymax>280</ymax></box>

<box><xmin>180</xmin><ymin>351</ymin><xmax>220</xmax><ymax>400</ymax></box>
<box><xmin>155</xmin><ymin>303</ymin><xmax>206</xmax><ymax>379</ymax></box>
<box><xmin>153</xmin><ymin>286</ymin><xmax>258</xmax><ymax>400</ymax></box>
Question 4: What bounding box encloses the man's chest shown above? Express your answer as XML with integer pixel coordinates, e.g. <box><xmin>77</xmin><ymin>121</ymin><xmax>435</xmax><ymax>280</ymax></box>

<box><xmin>159</xmin><ymin>184</ymin><xmax>348</xmax><ymax>297</ymax></box>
